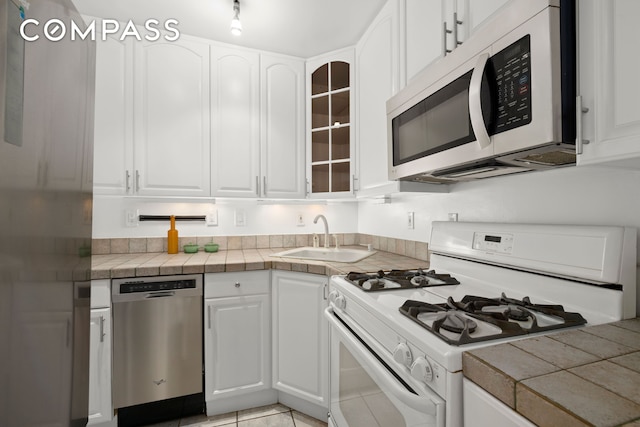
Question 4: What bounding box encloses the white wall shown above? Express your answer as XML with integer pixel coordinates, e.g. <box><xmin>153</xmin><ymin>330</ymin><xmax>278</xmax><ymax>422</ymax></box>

<box><xmin>358</xmin><ymin>164</ymin><xmax>640</xmax><ymax>265</ymax></box>
<box><xmin>92</xmin><ymin>196</ymin><xmax>358</xmax><ymax>238</ymax></box>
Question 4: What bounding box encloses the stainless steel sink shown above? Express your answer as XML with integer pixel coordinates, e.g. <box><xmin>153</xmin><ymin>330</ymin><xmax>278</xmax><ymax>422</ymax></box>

<box><xmin>273</xmin><ymin>247</ymin><xmax>376</xmax><ymax>263</ymax></box>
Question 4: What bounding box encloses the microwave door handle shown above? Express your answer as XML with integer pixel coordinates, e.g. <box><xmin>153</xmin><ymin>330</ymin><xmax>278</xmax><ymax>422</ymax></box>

<box><xmin>469</xmin><ymin>52</ymin><xmax>491</xmax><ymax>150</ymax></box>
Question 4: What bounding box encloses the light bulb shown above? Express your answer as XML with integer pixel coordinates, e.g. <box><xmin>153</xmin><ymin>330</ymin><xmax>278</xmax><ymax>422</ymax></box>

<box><xmin>230</xmin><ymin>16</ymin><xmax>242</xmax><ymax>36</ymax></box>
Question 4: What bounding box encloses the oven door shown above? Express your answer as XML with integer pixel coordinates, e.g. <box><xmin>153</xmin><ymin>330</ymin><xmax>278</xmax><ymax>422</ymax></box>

<box><xmin>325</xmin><ymin>307</ymin><xmax>445</xmax><ymax>427</ymax></box>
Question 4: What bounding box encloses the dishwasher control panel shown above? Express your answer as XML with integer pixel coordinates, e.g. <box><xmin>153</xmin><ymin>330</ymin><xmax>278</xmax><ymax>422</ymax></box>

<box><xmin>119</xmin><ymin>279</ymin><xmax>197</xmax><ymax>293</ymax></box>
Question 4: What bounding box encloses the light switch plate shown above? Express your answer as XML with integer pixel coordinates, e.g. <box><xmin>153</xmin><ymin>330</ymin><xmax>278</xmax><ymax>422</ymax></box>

<box><xmin>234</xmin><ymin>209</ymin><xmax>246</xmax><ymax>227</ymax></box>
<box><xmin>125</xmin><ymin>209</ymin><xmax>138</xmax><ymax>227</ymax></box>
<box><xmin>206</xmin><ymin>210</ymin><xmax>218</xmax><ymax>226</ymax></box>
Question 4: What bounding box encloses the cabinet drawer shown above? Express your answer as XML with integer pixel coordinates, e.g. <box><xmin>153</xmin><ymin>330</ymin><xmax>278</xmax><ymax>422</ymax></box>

<box><xmin>91</xmin><ymin>279</ymin><xmax>111</xmax><ymax>308</ymax></box>
<box><xmin>205</xmin><ymin>271</ymin><xmax>270</xmax><ymax>298</ymax></box>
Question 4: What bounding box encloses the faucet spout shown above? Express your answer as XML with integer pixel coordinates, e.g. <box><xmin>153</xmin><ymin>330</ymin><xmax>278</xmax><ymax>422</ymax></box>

<box><xmin>313</xmin><ymin>214</ymin><xmax>330</xmax><ymax>248</ymax></box>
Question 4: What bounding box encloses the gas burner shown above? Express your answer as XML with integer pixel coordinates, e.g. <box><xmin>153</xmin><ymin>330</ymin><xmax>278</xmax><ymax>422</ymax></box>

<box><xmin>399</xmin><ymin>293</ymin><xmax>587</xmax><ymax>346</ymax></box>
<box><xmin>345</xmin><ymin>269</ymin><xmax>459</xmax><ymax>291</ymax></box>
<box><xmin>436</xmin><ymin>312</ymin><xmax>477</xmax><ymax>334</ymax></box>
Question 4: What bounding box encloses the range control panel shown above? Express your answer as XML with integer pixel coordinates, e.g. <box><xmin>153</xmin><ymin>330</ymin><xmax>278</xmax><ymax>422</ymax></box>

<box><xmin>472</xmin><ymin>232</ymin><xmax>514</xmax><ymax>254</ymax></box>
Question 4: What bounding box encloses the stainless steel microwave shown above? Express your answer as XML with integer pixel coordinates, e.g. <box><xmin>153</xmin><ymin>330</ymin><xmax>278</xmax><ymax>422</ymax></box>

<box><xmin>387</xmin><ymin>0</ymin><xmax>576</xmax><ymax>183</ymax></box>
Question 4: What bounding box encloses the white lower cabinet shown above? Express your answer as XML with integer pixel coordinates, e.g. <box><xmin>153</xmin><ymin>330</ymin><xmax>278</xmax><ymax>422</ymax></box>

<box><xmin>88</xmin><ymin>279</ymin><xmax>114</xmax><ymax>427</ymax></box>
<box><xmin>271</xmin><ymin>271</ymin><xmax>328</xmax><ymax>418</ymax></box>
<box><xmin>204</xmin><ymin>271</ymin><xmax>275</xmax><ymax>415</ymax></box>
<box><xmin>88</xmin><ymin>307</ymin><xmax>113</xmax><ymax>426</ymax></box>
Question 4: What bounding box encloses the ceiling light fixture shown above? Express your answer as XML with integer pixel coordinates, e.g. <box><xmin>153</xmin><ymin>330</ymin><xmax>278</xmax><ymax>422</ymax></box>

<box><xmin>230</xmin><ymin>0</ymin><xmax>242</xmax><ymax>36</ymax></box>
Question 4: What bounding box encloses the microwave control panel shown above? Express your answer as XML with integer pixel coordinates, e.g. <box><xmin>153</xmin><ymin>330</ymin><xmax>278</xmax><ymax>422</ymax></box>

<box><xmin>492</xmin><ymin>35</ymin><xmax>532</xmax><ymax>135</ymax></box>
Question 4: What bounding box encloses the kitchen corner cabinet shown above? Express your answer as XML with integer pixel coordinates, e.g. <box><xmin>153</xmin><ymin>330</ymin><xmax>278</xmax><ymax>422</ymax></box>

<box><xmin>356</xmin><ymin>0</ymin><xmax>448</xmax><ymax>196</ymax></box>
<box><xmin>204</xmin><ymin>271</ymin><xmax>272</xmax><ymax>411</ymax></box>
<box><xmin>271</xmin><ymin>271</ymin><xmax>328</xmax><ymax>409</ymax></box>
<box><xmin>306</xmin><ymin>50</ymin><xmax>356</xmax><ymax>198</ymax></box>
<box><xmin>93</xmin><ymin>31</ymin><xmax>211</xmax><ymax>197</ymax></box>
<box><xmin>577</xmin><ymin>0</ymin><xmax>640</xmax><ymax>169</ymax></box>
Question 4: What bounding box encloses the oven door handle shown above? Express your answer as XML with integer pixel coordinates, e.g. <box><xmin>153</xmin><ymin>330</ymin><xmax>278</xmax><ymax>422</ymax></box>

<box><xmin>469</xmin><ymin>52</ymin><xmax>491</xmax><ymax>150</ymax></box>
<box><xmin>325</xmin><ymin>307</ymin><xmax>440</xmax><ymax>416</ymax></box>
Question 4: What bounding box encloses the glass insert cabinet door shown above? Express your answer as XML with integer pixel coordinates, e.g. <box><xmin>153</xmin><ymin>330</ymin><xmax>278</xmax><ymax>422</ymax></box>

<box><xmin>310</xmin><ymin>60</ymin><xmax>352</xmax><ymax>194</ymax></box>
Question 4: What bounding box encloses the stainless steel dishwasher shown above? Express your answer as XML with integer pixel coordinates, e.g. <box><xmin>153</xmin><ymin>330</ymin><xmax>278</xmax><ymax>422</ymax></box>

<box><xmin>112</xmin><ymin>274</ymin><xmax>203</xmax><ymax>409</ymax></box>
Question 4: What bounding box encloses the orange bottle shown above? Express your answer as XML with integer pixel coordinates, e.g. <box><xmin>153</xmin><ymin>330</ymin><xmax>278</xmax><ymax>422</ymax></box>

<box><xmin>167</xmin><ymin>215</ymin><xmax>179</xmax><ymax>254</ymax></box>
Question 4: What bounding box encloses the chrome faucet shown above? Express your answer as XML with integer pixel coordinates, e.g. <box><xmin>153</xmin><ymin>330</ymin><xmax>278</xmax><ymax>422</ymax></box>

<box><xmin>313</xmin><ymin>214</ymin><xmax>330</xmax><ymax>248</ymax></box>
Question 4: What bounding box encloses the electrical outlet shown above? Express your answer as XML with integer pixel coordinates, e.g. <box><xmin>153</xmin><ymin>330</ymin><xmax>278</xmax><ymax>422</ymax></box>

<box><xmin>206</xmin><ymin>210</ymin><xmax>218</xmax><ymax>226</ymax></box>
<box><xmin>234</xmin><ymin>209</ymin><xmax>246</xmax><ymax>227</ymax></box>
<box><xmin>125</xmin><ymin>209</ymin><xmax>139</xmax><ymax>227</ymax></box>
<box><xmin>296</xmin><ymin>213</ymin><xmax>305</xmax><ymax>227</ymax></box>
<box><xmin>407</xmin><ymin>212</ymin><xmax>415</xmax><ymax>229</ymax></box>
<box><xmin>448</xmin><ymin>213</ymin><xmax>459</xmax><ymax>222</ymax></box>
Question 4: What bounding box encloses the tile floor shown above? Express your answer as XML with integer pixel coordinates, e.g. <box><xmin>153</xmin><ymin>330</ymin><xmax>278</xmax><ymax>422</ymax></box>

<box><xmin>143</xmin><ymin>404</ymin><xmax>328</xmax><ymax>427</ymax></box>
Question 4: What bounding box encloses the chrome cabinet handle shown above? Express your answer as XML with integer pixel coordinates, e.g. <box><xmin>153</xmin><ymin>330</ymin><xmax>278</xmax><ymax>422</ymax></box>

<box><xmin>207</xmin><ymin>305</ymin><xmax>211</xmax><ymax>329</ymax></box>
<box><xmin>443</xmin><ymin>22</ymin><xmax>452</xmax><ymax>55</ymax></box>
<box><xmin>235</xmin><ymin>282</ymin><xmax>240</xmax><ymax>288</ymax></box>
<box><xmin>99</xmin><ymin>316</ymin><xmax>105</xmax><ymax>343</ymax></box>
<box><xmin>576</xmin><ymin>95</ymin><xmax>590</xmax><ymax>155</ymax></box>
<box><xmin>125</xmin><ymin>170</ymin><xmax>131</xmax><ymax>193</ymax></box>
<box><xmin>453</xmin><ymin>12</ymin><xmax>463</xmax><ymax>47</ymax></box>
<box><xmin>469</xmin><ymin>52</ymin><xmax>491</xmax><ymax>150</ymax></box>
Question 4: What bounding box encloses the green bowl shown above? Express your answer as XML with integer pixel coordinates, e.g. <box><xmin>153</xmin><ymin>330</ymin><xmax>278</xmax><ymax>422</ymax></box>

<box><xmin>204</xmin><ymin>243</ymin><xmax>219</xmax><ymax>253</ymax></box>
<box><xmin>183</xmin><ymin>244</ymin><xmax>199</xmax><ymax>254</ymax></box>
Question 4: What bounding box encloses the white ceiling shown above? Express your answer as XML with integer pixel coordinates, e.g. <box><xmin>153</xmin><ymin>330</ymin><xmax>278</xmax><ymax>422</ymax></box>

<box><xmin>71</xmin><ymin>0</ymin><xmax>388</xmax><ymax>58</ymax></box>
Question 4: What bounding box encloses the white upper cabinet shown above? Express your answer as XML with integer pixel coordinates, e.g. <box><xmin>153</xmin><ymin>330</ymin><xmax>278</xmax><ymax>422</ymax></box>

<box><xmin>577</xmin><ymin>0</ymin><xmax>640</xmax><ymax>169</ymax></box>
<box><xmin>306</xmin><ymin>49</ymin><xmax>356</xmax><ymax>198</ymax></box>
<box><xmin>403</xmin><ymin>0</ymin><xmax>510</xmax><ymax>85</ymax></box>
<box><xmin>134</xmin><ymin>38</ymin><xmax>211</xmax><ymax>197</ymax></box>
<box><xmin>260</xmin><ymin>54</ymin><xmax>306</xmax><ymax>199</ymax></box>
<box><xmin>356</xmin><ymin>1</ymin><xmax>398</xmax><ymax>195</ymax></box>
<box><xmin>210</xmin><ymin>46</ymin><xmax>260</xmax><ymax>197</ymax></box>
<box><xmin>92</xmin><ymin>29</ymin><xmax>134</xmax><ymax>195</ymax></box>
<box><xmin>93</xmin><ymin>31</ymin><xmax>211</xmax><ymax>197</ymax></box>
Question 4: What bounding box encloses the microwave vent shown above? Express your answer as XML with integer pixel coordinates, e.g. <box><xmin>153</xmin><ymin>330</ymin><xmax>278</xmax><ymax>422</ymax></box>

<box><xmin>518</xmin><ymin>150</ymin><xmax>576</xmax><ymax>166</ymax></box>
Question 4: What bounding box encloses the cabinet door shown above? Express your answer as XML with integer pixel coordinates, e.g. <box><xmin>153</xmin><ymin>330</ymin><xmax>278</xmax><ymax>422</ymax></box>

<box><xmin>356</xmin><ymin>1</ymin><xmax>398</xmax><ymax>194</ymax></box>
<box><xmin>88</xmin><ymin>308</ymin><xmax>112</xmax><ymax>425</ymax></box>
<box><xmin>272</xmin><ymin>271</ymin><xmax>328</xmax><ymax>407</ymax></box>
<box><xmin>93</xmin><ymin>30</ymin><xmax>134</xmax><ymax>195</ymax></box>
<box><xmin>261</xmin><ymin>54</ymin><xmax>306</xmax><ymax>198</ymax></box>
<box><xmin>403</xmin><ymin>0</ymin><xmax>444</xmax><ymax>84</ymax></box>
<box><xmin>307</xmin><ymin>50</ymin><xmax>355</xmax><ymax>198</ymax></box>
<box><xmin>458</xmin><ymin>0</ymin><xmax>511</xmax><ymax>42</ymax></box>
<box><xmin>134</xmin><ymin>38</ymin><xmax>211</xmax><ymax>196</ymax></box>
<box><xmin>9</xmin><ymin>311</ymin><xmax>73</xmax><ymax>427</ymax></box>
<box><xmin>204</xmin><ymin>294</ymin><xmax>270</xmax><ymax>400</ymax></box>
<box><xmin>578</xmin><ymin>0</ymin><xmax>640</xmax><ymax>168</ymax></box>
<box><xmin>211</xmin><ymin>46</ymin><xmax>260</xmax><ymax>197</ymax></box>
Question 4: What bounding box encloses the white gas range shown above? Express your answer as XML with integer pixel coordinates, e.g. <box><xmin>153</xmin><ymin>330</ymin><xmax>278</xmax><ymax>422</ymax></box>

<box><xmin>325</xmin><ymin>222</ymin><xmax>637</xmax><ymax>427</ymax></box>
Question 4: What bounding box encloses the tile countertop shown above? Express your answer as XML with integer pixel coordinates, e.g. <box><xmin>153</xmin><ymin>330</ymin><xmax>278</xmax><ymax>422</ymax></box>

<box><xmin>90</xmin><ymin>246</ymin><xmax>428</xmax><ymax>280</ymax></box>
<box><xmin>463</xmin><ymin>319</ymin><xmax>640</xmax><ymax>427</ymax></box>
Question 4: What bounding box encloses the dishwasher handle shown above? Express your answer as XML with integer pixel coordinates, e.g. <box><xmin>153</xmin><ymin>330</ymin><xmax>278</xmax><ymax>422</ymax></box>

<box><xmin>145</xmin><ymin>291</ymin><xmax>176</xmax><ymax>298</ymax></box>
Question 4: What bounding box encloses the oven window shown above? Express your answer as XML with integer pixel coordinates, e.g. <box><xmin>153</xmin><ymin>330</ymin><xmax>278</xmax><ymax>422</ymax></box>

<box><xmin>338</xmin><ymin>342</ymin><xmax>406</xmax><ymax>427</ymax></box>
